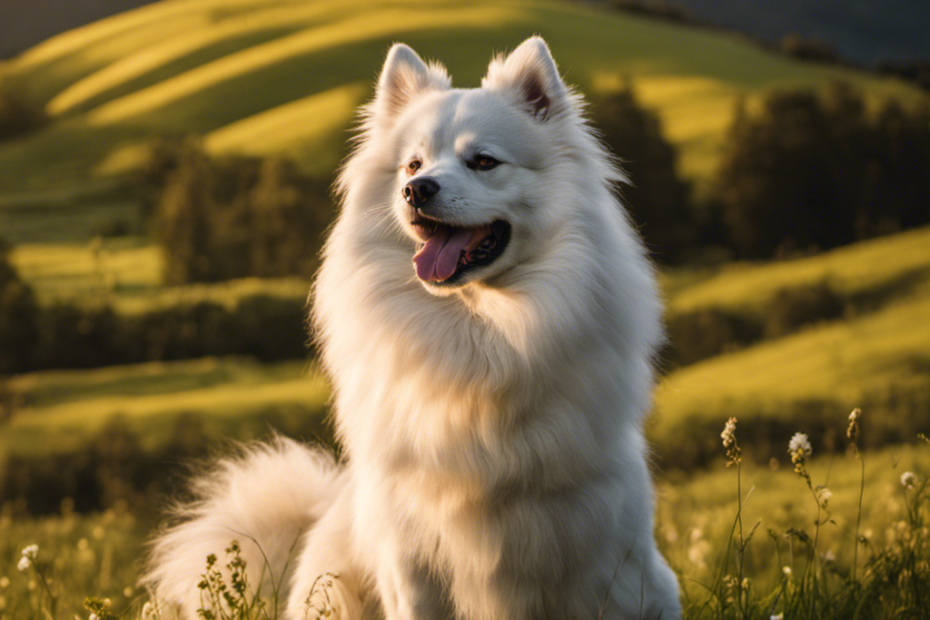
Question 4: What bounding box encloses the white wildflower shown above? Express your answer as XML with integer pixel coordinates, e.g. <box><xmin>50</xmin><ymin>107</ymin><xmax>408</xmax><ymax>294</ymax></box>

<box><xmin>789</xmin><ymin>432</ymin><xmax>812</xmax><ymax>475</ymax></box>
<box><xmin>788</xmin><ymin>433</ymin><xmax>812</xmax><ymax>457</ymax></box>
<box><xmin>89</xmin><ymin>613</ymin><xmax>99</xmax><ymax>620</ymax></box>
<box><xmin>771</xmin><ymin>614</ymin><xmax>784</xmax><ymax>620</ymax></box>
<box><xmin>20</xmin><ymin>545</ymin><xmax>38</xmax><ymax>560</ymax></box>
<box><xmin>721</xmin><ymin>418</ymin><xmax>737</xmax><ymax>443</ymax></box>
<box><xmin>782</xmin><ymin>566</ymin><xmax>792</xmax><ymax>576</ymax></box>
<box><xmin>141</xmin><ymin>601</ymin><xmax>159</xmax><ymax>620</ymax></box>
<box><xmin>901</xmin><ymin>471</ymin><xmax>918</xmax><ymax>490</ymax></box>
<box><xmin>16</xmin><ymin>556</ymin><xmax>30</xmax><ymax>572</ymax></box>
<box><xmin>847</xmin><ymin>407</ymin><xmax>862</xmax><ymax>443</ymax></box>
<box><xmin>816</xmin><ymin>486</ymin><xmax>833</xmax><ymax>508</ymax></box>
<box><xmin>721</xmin><ymin>417</ymin><xmax>741</xmax><ymax>466</ymax></box>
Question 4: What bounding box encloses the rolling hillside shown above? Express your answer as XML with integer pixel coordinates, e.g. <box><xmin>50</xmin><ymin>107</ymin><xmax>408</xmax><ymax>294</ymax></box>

<box><xmin>1</xmin><ymin>0</ymin><xmax>924</xmax><ymax>215</ymax></box>
<box><xmin>1</xmin><ymin>357</ymin><xmax>329</xmax><ymax>457</ymax></box>
<box><xmin>5</xmin><ymin>225</ymin><xmax>928</xmax><ymax>466</ymax></box>
<box><xmin>652</xmin><ymin>226</ymin><xmax>930</xmax><ymax>468</ymax></box>
<box><xmin>2</xmin><ymin>0</ymin><xmax>927</xmax><ymax>472</ymax></box>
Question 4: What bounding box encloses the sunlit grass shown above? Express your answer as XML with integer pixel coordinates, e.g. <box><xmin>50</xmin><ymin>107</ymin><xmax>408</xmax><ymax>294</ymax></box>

<box><xmin>203</xmin><ymin>82</ymin><xmax>367</xmax><ymax>174</ymax></box>
<box><xmin>652</xmin><ymin>292</ymin><xmax>930</xmax><ymax>453</ymax></box>
<box><xmin>669</xmin><ymin>226</ymin><xmax>930</xmax><ymax>316</ymax></box>
<box><xmin>10</xmin><ymin>241</ymin><xmax>162</xmax><ymax>305</ymax></box>
<box><xmin>9</xmin><ymin>240</ymin><xmax>313</xmax><ymax>312</ymax></box>
<box><xmin>1</xmin><ymin>424</ymin><xmax>927</xmax><ymax>619</ymax></box>
<box><xmin>13</xmin><ymin>0</ymin><xmax>251</xmax><ymax>73</ymax></box>
<box><xmin>0</xmin><ymin>506</ymin><xmax>145</xmax><ymax>620</ymax></box>
<box><xmin>45</xmin><ymin>3</ymin><xmax>353</xmax><ymax>117</ymax></box>
<box><xmin>3</xmin><ymin>358</ymin><xmax>329</xmax><ymax>457</ymax></box>
<box><xmin>594</xmin><ymin>73</ymin><xmax>742</xmax><ymax>184</ymax></box>
<box><xmin>83</xmin><ymin>4</ymin><xmax>521</xmax><ymax>127</ymax></box>
<box><xmin>659</xmin><ymin>441</ymin><xmax>930</xmax><ymax>599</ymax></box>
<box><xmin>2</xmin><ymin>0</ymin><xmax>924</xmax><ymax>196</ymax></box>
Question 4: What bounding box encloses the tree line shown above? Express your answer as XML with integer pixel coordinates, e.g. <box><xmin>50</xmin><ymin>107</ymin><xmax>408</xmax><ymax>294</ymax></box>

<box><xmin>594</xmin><ymin>81</ymin><xmax>930</xmax><ymax>263</ymax></box>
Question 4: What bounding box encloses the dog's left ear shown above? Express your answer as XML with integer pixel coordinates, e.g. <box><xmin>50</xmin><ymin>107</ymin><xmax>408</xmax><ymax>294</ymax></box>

<box><xmin>483</xmin><ymin>37</ymin><xmax>570</xmax><ymax>122</ymax></box>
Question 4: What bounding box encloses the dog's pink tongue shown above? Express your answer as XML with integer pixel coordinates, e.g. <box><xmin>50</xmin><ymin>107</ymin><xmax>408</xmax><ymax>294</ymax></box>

<box><xmin>413</xmin><ymin>227</ymin><xmax>474</xmax><ymax>282</ymax></box>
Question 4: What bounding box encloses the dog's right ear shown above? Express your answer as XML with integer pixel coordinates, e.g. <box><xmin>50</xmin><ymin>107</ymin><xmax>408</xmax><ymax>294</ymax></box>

<box><xmin>373</xmin><ymin>44</ymin><xmax>450</xmax><ymax>121</ymax></box>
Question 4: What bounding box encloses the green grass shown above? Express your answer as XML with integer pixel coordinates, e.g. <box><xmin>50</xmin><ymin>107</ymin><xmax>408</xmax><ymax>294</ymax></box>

<box><xmin>660</xmin><ymin>439</ymin><xmax>930</xmax><ymax>604</ymax></box>
<box><xmin>667</xmin><ymin>226</ymin><xmax>930</xmax><ymax>317</ymax></box>
<box><xmin>0</xmin><ymin>506</ymin><xmax>145</xmax><ymax>620</ymax></box>
<box><xmin>2</xmin><ymin>357</ymin><xmax>329</xmax><ymax>457</ymax></box>
<box><xmin>0</xmin><ymin>0</ymin><xmax>923</xmax><ymax>202</ymax></box>
<box><xmin>1</xmin><ymin>439</ymin><xmax>927</xmax><ymax>620</ymax></box>
<box><xmin>10</xmin><ymin>239</ymin><xmax>162</xmax><ymax>306</ymax></box>
<box><xmin>648</xmin><ymin>226</ymin><xmax>930</xmax><ymax>465</ymax></box>
<box><xmin>651</xmin><ymin>290</ymin><xmax>930</xmax><ymax>465</ymax></box>
<box><xmin>6</xmin><ymin>226</ymin><xmax>929</xmax><ymax>470</ymax></box>
<box><xmin>9</xmin><ymin>238</ymin><xmax>311</xmax><ymax>312</ymax></box>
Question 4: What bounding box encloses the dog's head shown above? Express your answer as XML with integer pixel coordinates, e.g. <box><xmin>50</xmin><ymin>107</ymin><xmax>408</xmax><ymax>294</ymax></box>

<box><xmin>365</xmin><ymin>37</ymin><xmax>606</xmax><ymax>296</ymax></box>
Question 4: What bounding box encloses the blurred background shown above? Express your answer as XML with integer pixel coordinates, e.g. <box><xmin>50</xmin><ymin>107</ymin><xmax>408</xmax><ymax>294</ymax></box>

<box><xmin>0</xmin><ymin>0</ymin><xmax>929</xmax><ymax>615</ymax></box>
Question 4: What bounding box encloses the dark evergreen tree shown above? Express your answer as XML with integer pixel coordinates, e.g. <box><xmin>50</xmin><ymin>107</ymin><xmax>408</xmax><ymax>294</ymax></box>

<box><xmin>594</xmin><ymin>85</ymin><xmax>694</xmax><ymax>263</ymax></box>
<box><xmin>714</xmin><ymin>83</ymin><xmax>930</xmax><ymax>258</ymax></box>
<box><xmin>0</xmin><ymin>238</ymin><xmax>39</xmax><ymax>374</ymax></box>
<box><xmin>0</xmin><ymin>76</ymin><xmax>44</xmax><ymax>141</ymax></box>
<box><xmin>149</xmin><ymin>141</ymin><xmax>332</xmax><ymax>284</ymax></box>
<box><xmin>152</xmin><ymin>142</ymin><xmax>217</xmax><ymax>284</ymax></box>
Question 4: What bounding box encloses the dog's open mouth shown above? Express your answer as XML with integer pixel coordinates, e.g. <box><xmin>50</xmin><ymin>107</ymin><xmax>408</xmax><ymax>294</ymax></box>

<box><xmin>411</xmin><ymin>218</ymin><xmax>511</xmax><ymax>284</ymax></box>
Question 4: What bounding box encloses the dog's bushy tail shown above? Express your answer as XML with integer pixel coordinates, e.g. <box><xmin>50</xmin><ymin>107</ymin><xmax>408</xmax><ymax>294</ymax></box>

<box><xmin>141</xmin><ymin>436</ymin><xmax>345</xmax><ymax>619</ymax></box>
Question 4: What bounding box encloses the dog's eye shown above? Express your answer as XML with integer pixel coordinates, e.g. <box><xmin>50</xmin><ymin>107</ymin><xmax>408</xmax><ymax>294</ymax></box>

<box><xmin>473</xmin><ymin>155</ymin><xmax>500</xmax><ymax>171</ymax></box>
<box><xmin>407</xmin><ymin>160</ymin><xmax>422</xmax><ymax>174</ymax></box>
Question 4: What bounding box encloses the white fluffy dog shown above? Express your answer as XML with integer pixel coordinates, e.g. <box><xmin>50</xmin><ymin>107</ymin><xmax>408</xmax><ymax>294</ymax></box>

<box><xmin>144</xmin><ymin>37</ymin><xmax>681</xmax><ymax>620</ymax></box>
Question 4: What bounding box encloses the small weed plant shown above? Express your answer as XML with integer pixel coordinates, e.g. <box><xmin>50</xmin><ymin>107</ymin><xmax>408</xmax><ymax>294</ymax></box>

<box><xmin>686</xmin><ymin>409</ymin><xmax>930</xmax><ymax>619</ymax></box>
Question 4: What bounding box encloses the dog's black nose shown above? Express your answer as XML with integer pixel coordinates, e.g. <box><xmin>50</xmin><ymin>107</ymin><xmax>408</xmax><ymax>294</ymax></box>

<box><xmin>403</xmin><ymin>177</ymin><xmax>440</xmax><ymax>207</ymax></box>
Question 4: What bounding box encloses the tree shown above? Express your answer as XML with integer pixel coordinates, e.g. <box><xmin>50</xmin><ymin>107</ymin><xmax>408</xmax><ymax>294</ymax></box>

<box><xmin>248</xmin><ymin>158</ymin><xmax>331</xmax><ymax>277</ymax></box>
<box><xmin>0</xmin><ymin>238</ymin><xmax>39</xmax><ymax>374</ymax></box>
<box><xmin>0</xmin><ymin>76</ymin><xmax>45</xmax><ymax>141</ymax></box>
<box><xmin>594</xmin><ymin>85</ymin><xmax>694</xmax><ymax>263</ymax></box>
<box><xmin>149</xmin><ymin>140</ymin><xmax>332</xmax><ymax>284</ymax></box>
<box><xmin>714</xmin><ymin>83</ymin><xmax>930</xmax><ymax>259</ymax></box>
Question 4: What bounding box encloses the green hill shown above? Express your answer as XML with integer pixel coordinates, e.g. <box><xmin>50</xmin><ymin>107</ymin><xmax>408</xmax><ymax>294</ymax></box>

<box><xmin>1</xmin><ymin>357</ymin><xmax>329</xmax><ymax>457</ymax></box>
<box><xmin>1</xmin><ymin>0</ymin><xmax>923</xmax><ymax>209</ymax></box>
<box><xmin>2</xmin><ymin>0</ymin><xmax>927</xmax><ymax>471</ymax></box>
<box><xmin>652</xmin><ymin>226</ymin><xmax>930</xmax><ymax>468</ymax></box>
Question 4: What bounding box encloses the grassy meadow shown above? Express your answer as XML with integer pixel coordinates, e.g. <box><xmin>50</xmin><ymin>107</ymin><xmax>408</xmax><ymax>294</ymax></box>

<box><xmin>1</xmin><ymin>0</ymin><xmax>929</xmax><ymax>618</ymax></box>
<box><xmin>1</xmin><ymin>357</ymin><xmax>329</xmax><ymax>458</ymax></box>
<box><xmin>2</xmin><ymin>420</ymin><xmax>929</xmax><ymax>619</ymax></box>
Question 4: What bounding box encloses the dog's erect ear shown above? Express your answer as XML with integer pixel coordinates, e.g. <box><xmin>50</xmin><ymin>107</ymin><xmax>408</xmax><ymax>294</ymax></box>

<box><xmin>374</xmin><ymin>44</ymin><xmax>450</xmax><ymax>121</ymax></box>
<box><xmin>482</xmin><ymin>37</ymin><xmax>569</xmax><ymax>121</ymax></box>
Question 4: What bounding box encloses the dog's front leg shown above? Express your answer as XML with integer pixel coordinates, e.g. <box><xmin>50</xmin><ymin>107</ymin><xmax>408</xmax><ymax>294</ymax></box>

<box><xmin>286</xmin><ymin>484</ymin><xmax>367</xmax><ymax>620</ymax></box>
<box><xmin>375</xmin><ymin>541</ymin><xmax>453</xmax><ymax>620</ymax></box>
